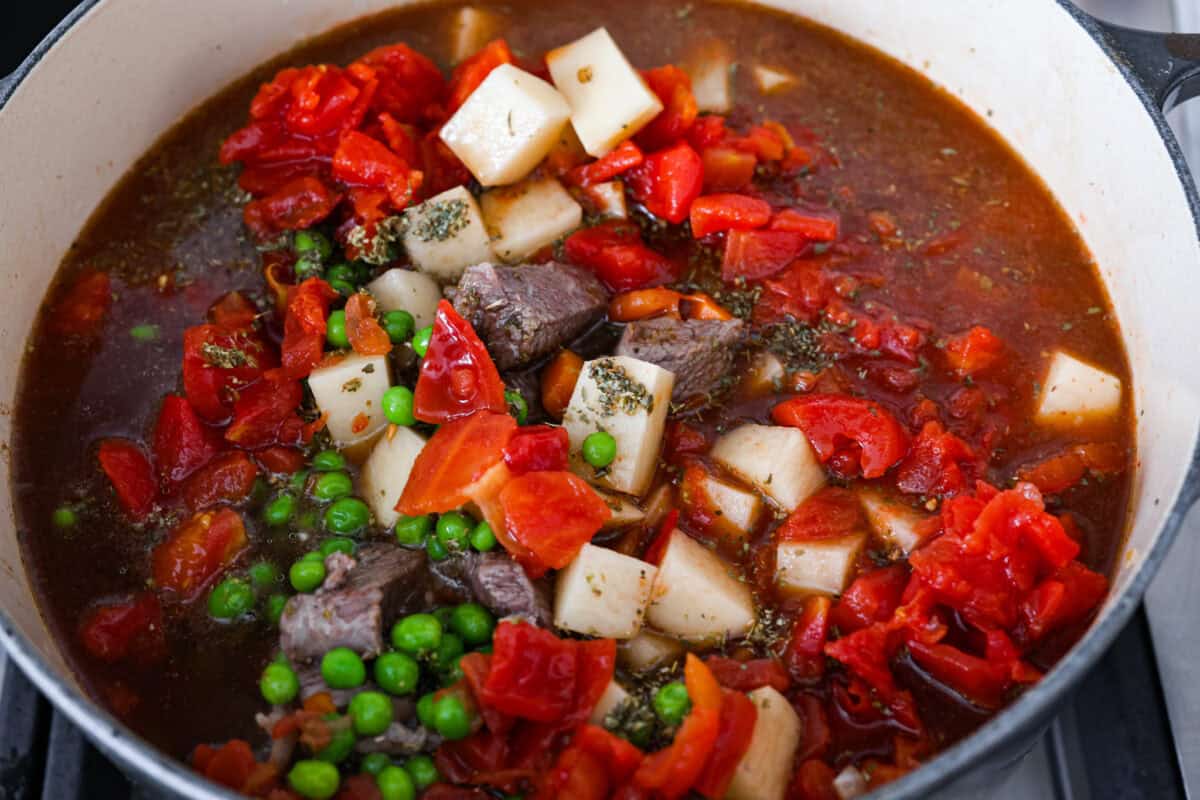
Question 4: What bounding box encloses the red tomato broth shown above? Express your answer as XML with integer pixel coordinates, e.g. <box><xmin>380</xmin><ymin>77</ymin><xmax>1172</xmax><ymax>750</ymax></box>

<box><xmin>10</xmin><ymin>0</ymin><xmax>1132</xmax><ymax>791</ymax></box>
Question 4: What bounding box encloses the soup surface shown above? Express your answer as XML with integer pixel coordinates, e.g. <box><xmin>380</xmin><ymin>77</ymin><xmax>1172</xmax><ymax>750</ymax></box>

<box><xmin>13</xmin><ymin>1</ymin><xmax>1133</xmax><ymax>798</ymax></box>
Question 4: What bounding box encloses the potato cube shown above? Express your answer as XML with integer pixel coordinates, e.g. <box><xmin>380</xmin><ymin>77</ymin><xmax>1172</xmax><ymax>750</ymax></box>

<box><xmin>726</xmin><ymin>687</ymin><xmax>801</xmax><ymax>800</ymax></box>
<box><xmin>1036</xmin><ymin>350</ymin><xmax>1122</xmax><ymax>426</ymax></box>
<box><xmin>366</xmin><ymin>268</ymin><xmax>442</xmax><ymax>331</ymax></box>
<box><xmin>589</xmin><ymin>680</ymin><xmax>630</xmax><ymax>725</ymax></box>
<box><xmin>858</xmin><ymin>489</ymin><xmax>928</xmax><ymax>555</ymax></box>
<box><xmin>480</xmin><ymin>176</ymin><xmax>582</xmax><ymax>262</ymax></box>
<box><xmin>701</xmin><ymin>473</ymin><xmax>762</xmax><ymax>538</ymax></box>
<box><xmin>619</xmin><ymin>629</ymin><xmax>683</xmax><ymax>672</ymax></box>
<box><xmin>711</xmin><ymin>424</ymin><xmax>826</xmax><ymax>511</ymax></box>
<box><xmin>753</xmin><ymin>64</ymin><xmax>798</xmax><ymax>95</ymax></box>
<box><xmin>307</xmin><ymin>355</ymin><xmax>391</xmax><ymax>445</ymax></box>
<box><xmin>647</xmin><ymin>530</ymin><xmax>756</xmax><ymax>641</ymax></box>
<box><xmin>683</xmin><ymin>39</ymin><xmax>733</xmax><ymax>113</ymax></box>
<box><xmin>402</xmin><ymin>186</ymin><xmax>494</xmax><ymax>282</ymax></box>
<box><xmin>595</xmin><ymin>489</ymin><xmax>646</xmax><ymax>529</ymax></box>
<box><xmin>563</xmin><ymin>356</ymin><xmax>675</xmax><ymax>497</ymax></box>
<box><xmin>361</xmin><ymin>428</ymin><xmax>427</xmax><ymax>528</ymax></box>
<box><xmin>587</xmin><ymin>180</ymin><xmax>628</xmax><ymax>219</ymax></box>
<box><xmin>546</xmin><ymin>28</ymin><xmax>664</xmax><ymax>157</ymax></box>
<box><xmin>775</xmin><ymin>534</ymin><xmax>866</xmax><ymax>597</ymax></box>
<box><xmin>555</xmin><ymin>543</ymin><xmax>657</xmax><ymax>639</ymax></box>
<box><xmin>447</xmin><ymin>6</ymin><xmax>506</xmax><ymax>64</ymax></box>
<box><xmin>440</xmin><ymin>64</ymin><xmax>571</xmax><ymax>186</ymax></box>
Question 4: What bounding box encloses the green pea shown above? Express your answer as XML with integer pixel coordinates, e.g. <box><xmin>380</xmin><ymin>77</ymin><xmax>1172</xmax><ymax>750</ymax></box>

<box><xmin>288</xmin><ymin>760</ymin><xmax>340</xmax><ymax>799</ymax></box>
<box><xmin>653</xmin><ymin>681</ymin><xmax>691</xmax><ymax>726</ymax></box>
<box><xmin>469</xmin><ymin>521</ymin><xmax>497</xmax><ymax>552</ymax></box>
<box><xmin>325</xmin><ymin>497</ymin><xmax>371</xmax><ymax>535</ymax></box>
<box><xmin>294</xmin><ymin>230</ymin><xmax>333</xmax><ymax>260</ymax></box>
<box><xmin>349</xmin><ymin>690</ymin><xmax>394</xmax><ymax>736</ymax></box>
<box><xmin>326</xmin><ymin>310</ymin><xmax>350</xmax><ymax>349</ymax></box>
<box><xmin>450</xmin><ymin>603</ymin><xmax>495</xmax><ymax>646</ymax></box>
<box><xmin>415</xmin><ymin>692</ymin><xmax>438</xmax><ymax>729</ymax></box>
<box><xmin>442</xmin><ymin>654</ymin><xmax>466</xmax><ymax>687</ymax></box>
<box><xmin>374</xmin><ymin>652</ymin><xmax>420</xmax><ymax>696</ymax></box>
<box><xmin>582</xmin><ymin>430</ymin><xmax>617</xmax><ymax>468</ymax></box>
<box><xmin>249</xmin><ymin>561</ymin><xmax>281</xmax><ymax>590</ymax></box>
<box><xmin>404</xmin><ymin>754</ymin><xmax>439</xmax><ymax>789</ymax></box>
<box><xmin>391</xmin><ymin>613</ymin><xmax>442</xmax><ymax>656</ymax></box>
<box><xmin>431</xmin><ymin>633</ymin><xmax>465</xmax><ymax>673</ymax></box>
<box><xmin>394</xmin><ymin>514</ymin><xmax>432</xmax><ymax>546</ymax></box>
<box><xmin>426</xmin><ymin>535</ymin><xmax>449</xmax><ymax>562</ymax></box>
<box><xmin>266</xmin><ymin>593</ymin><xmax>288</xmax><ymax>625</ymax></box>
<box><xmin>315</xmin><ymin>719</ymin><xmax>356</xmax><ymax>764</ymax></box>
<box><xmin>320</xmin><ymin>536</ymin><xmax>356</xmax><ymax>557</ymax></box>
<box><xmin>52</xmin><ymin>505</ymin><xmax>77</xmax><ymax>529</ymax></box>
<box><xmin>331</xmin><ymin>279</ymin><xmax>356</xmax><ymax>297</ymax></box>
<box><xmin>302</xmin><ymin>550</ymin><xmax>326</xmax><ymax>563</ymax></box>
<box><xmin>411</xmin><ymin>326</ymin><xmax>433</xmax><ymax>358</ymax></box>
<box><xmin>209</xmin><ymin>578</ymin><xmax>254</xmax><ymax>620</ymax></box>
<box><xmin>432</xmin><ymin>694</ymin><xmax>473</xmax><ymax>741</ymax></box>
<box><xmin>260</xmin><ymin>662</ymin><xmax>300</xmax><ymax>705</ymax></box>
<box><xmin>129</xmin><ymin>323</ymin><xmax>160</xmax><ymax>342</ymax></box>
<box><xmin>435</xmin><ymin>512</ymin><xmax>471</xmax><ymax>553</ymax></box>
<box><xmin>294</xmin><ymin>256</ymin><xmax>323</xmax><ymax>280</ymax></box>
<box><xmin>264</xmin><ymin>494</ymin><xmax>296</xmax><ymax>526</ymax></box>
<box><xmin>433</xmin><ymin>607</ymin><xmax>455</xmax><ymax>628</ymax></box>
<box><xmin>382</xmin><ymin>386</ymin><xmax>416</xmax><ymax>426</ymax></box>
<box><xmin>377</xmin><ymin>765</ymin><xmax>415</xmax><ymax>800</ymax></box>
<box><xmin>321</xmin><ymin>647</ymin><xmax>366</xmax><ymax>689</ymax></box>
<box><xmin>505</xmin><ymin>389</ymin><xmax>528</xmax><ymax>424</ymax></box>
<box><xmin>312</xmin><ymin>471</ymin><xmax>354</xmax><ymax>502</ymax></box>
<box><xmin>312</xmin><ymin>451</ymin><xmax>346</xmax><ymax>472</ymax></box>
<box><xmin>289</xmin><ymin>469</ymin><xmax>311</xmax><ymax>492</ymax></box>
<box><xmin>326</xmin><ymin>263</ymin><xmax>357</xmax><ymax>285</ymax></box>
<box><xmin>360</xmin><ymin>752</ymin><xmax>391</xmax><ymax>776</ymax></box>
<box><xmin>382</xmin><ymin>310</ymin><xmax>415</xmax><ymax>344</ymax></box>
<box><xmin>290</xmin><ymin>559</ymin><xmax>326</xmax><ymax>593</ymax></box>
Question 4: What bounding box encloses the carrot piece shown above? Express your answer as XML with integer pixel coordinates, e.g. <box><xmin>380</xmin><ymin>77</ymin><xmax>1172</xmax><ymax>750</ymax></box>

<box><xmin>541</xmin><ymin>350</ymin><xmax>584</xmax><ymax>419</ymax></box>
<box><xmin>608</xmin><ymin>288</ymin><xmax>684</xmax><ymax>322</ymax></box>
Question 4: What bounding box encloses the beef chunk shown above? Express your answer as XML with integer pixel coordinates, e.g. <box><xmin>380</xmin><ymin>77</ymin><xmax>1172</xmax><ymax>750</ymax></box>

<box><xmin>280</xmin><ymin>544</ymin><xmax>426</xmax><ymax>662</ymax></box>
<box><xmin>615</xmin><ymin>317</ymin><xmax>745</xmax><ymax>402</ymax></box>
<box><xmin>452</xmin><ymin>261</ymin><xmax>608</xmax><ymax>370</ymax></box>
<box><xmin>431</xmin><ymin>552</ymin><xmax>552</xmax><ymax>626</ymax></box>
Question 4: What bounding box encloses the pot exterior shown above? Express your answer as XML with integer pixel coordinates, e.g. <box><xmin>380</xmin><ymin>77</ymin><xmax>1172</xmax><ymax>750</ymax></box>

<box><xmin>0</xmin><ymin>2</ymin><xmax>1197</xmax><ymax>798</ymax></box>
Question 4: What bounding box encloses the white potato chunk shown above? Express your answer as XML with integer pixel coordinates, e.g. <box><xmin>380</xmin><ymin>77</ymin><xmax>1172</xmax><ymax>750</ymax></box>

<box><xmin>647</xmin><ymin>530</ymin><xmax>755</xmax><ymax>641</ymax></box>
<box><xmin>619</xmin><ymin>629</ymin><xmax>683</xmax><ymax>672</ymax></box>
<box><xmin>589</xmin><ymin>680</ymin><xmax>630</xmax><ymax>725</ymax></box>
<box><xmin>546</xmin><ymin>28</ymin><xmax>664</xmax><ymax>157</ymax></box>
<box><xmin>727</xmin><ymin>687</ymin><xmax>801</xmax><ymax>800</ymax></box>
<box><xmin>480</xmin><ymin>176</ymin><xmax>582</xmax><ymax>262</ymax></box>
<box><xmin>595</xmin><ymin>489</ymin><xmax>646</xmax><ymax>529</ymax></box>
<box><xmin>440</xmin><ymin>64</ymin><xmax>571</xmax><ymax>186</ymax></box>
<box><xmin>447</xmin><ymin>6</ymin><xmax>506</xmax><ymax>64</ymax></box>
<box><xmin>858</xmin><ymin>488</ymin><xmax>928</xmax><ymax>555</ymax></box>
<box><xmin>833</xmin><ymin>766</ymin><xmax>869</xmax><ymax>800</ymax></box>
<box><xmin>711</xmin><ymin>424</ymin><xmax>826</xmax><ymax>511</ymax></box>
<box><xmin>1036</xmin><ymin>350</ymin><xmax>1122</xmax><ymax>426</ymax></box>
<box><xmin>683</xmin><ymin>39</ymin><xmax>733</xmax><ymax>113</ymax></box>
<box><xmin>753</xmin><ymin>64</ymin><xmax>798</xmax><ymax>95</ymax></box>
<box><xmin>307</xmin><ymin>355</ymin><xmax>391</xmax><ymax>446</ymax></box>
<box><xmin>776</xmin><ymin>534</ymin><xmax>866</xmax><ymax>597</ymax></box>
<box><xmin>700</xmin><ymin>473</ymin><xmax>763</xmax><ymax>539</ymax></box>
<box><xmin>366</xmin><ymin>268</ymin><xmax>442</xmax><ymax>330</ymax></box>
<box><xmin>402</xmin><ymin>186</ymin><xmax>493</xmax><ymax>282</ymax></box>
<box><xmin>361</xmin><ymin>428</ymin><xmax>427</xmax><ymax>529</ymax></box>
<box><xmin>555</xmin><ymin>544</ymin><xmax>657</xmax><ymax>639</ymax></box>
<box><xmin>563</xmin><ymin>356</ymin><xmax>675</xmax><ymax>497</ymax></box>
<box><xmin>586</xmin><ymin>180</ymin><xmax>628</xmax><ymax>219</ymax></box>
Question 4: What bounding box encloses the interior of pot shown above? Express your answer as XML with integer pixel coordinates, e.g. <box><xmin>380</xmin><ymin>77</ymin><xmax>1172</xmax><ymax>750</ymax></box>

<box><xmin>0</xmin><ymin>0</ymin><xmax>1197</xmax><ymax>795</ymax></box>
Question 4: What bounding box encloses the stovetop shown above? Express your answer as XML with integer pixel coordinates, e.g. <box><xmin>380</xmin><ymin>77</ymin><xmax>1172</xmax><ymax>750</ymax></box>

<box><xmin>1</xmin><ymin>2</ymin><xmax>1197</xmax><ymax>799</ymax></box>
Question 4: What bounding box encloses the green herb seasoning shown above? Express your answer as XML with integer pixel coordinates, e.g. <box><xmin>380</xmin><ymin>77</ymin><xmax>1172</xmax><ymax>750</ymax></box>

<box><xmin>413</xmin><ymin>199</ymin><xmax>469</xmax><ymax>243</ymax></box>
<box><xmin>588</xmin><ymin>359</ymin><xmax>654</xmax><ymax>415</ymax></box>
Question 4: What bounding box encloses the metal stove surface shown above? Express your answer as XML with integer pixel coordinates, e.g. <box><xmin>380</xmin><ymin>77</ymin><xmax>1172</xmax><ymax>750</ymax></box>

<box><xmin>0</xmin><ymin>1</ymin><xmax>1197</xmax><ymax>799</ymax></box>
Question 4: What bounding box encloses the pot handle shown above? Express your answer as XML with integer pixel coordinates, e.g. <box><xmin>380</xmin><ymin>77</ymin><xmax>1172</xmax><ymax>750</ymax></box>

<box><xmin>1086</xmin><ymin>16</ymin><xmax>1200</xmax><ymax>112</ymax></box>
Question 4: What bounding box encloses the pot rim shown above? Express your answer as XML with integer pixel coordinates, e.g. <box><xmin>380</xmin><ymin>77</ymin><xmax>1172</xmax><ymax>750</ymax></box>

<box><xmin>1</xmin><ymin>2</ymin><xmax>1198</xmax><ymax>799</ymax></box>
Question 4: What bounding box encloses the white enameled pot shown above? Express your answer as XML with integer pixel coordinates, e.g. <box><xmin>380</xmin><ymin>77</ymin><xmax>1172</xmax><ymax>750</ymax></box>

<box><xmin>1</xmin><ymin>2</ymin><xmax>1198</xmax><ymax>798</ymax></box>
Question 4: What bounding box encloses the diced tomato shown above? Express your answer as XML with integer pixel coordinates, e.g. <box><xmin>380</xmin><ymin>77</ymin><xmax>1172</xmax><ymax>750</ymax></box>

<box><xmin>193</xmin><ymin>739</ymin><xmax>258</xmax><ymax>792</ymax></box>
<box><xmin>721</xmin><ymin>229</ymin><xmax>810</xmax><ymax>282</ymax></box>
<box><xmin>774</xmin><ymin>394</ymin><xmax>909</xmax><ymax>479</ymax></box>
<box><xmin>398</xmin><ymin>411</ymin><xmax>516</xmax><ymax>515</ymax></box>
<box><xmin>700</xmin><ymin>147</ymin><xmax>756</xmax><ymax>193</ymax></box>
<box><xmin>354</xmin><ymin>42</ymin><xmax>446</xmax><ymax>123</ymax></box>
<box><xmin>152</xmin><ymin>395</ymin><xmax>219</xmax><ymax>487</ymax></box>
<box><xmin>414</xmin><ymin>301</ymin><xmax>508</xmax><ymax>424</ymax></box>
<box><xmin>732</xmin><ymin>124</ymin><xmax>786</xmax><ymax>162</ymax></box>
<box><xmin>182</xmin><ymin>321</ymin><xmax>277</xmax><ymax>423</ymax></box>
<box><xmin>256</xmin><ymin>446</ymin><xmax>305</xmax><ymax>475</ymax></box>
<box><xmin>626</xmin><ymin>142</ymin><xmax>704</xmax><ymax>225</ymax></box>
<box><xmin>343</xmin><ymin>292</ymin><xmax>393</xmax><ymax>356</ymax></box>
<box><xmin>500</xmin><ymin>471</ymin><xmax>611</xmax><ymax>572</ymax></box>
<box><xmin>541</xmin><ymin>350</ymin><xmax>584</xmax><ymax>419</ymax></box>
<box><xmin>540</xmin><ymin>745</ymin><xmax>610</xmax><ymax>800</ymax></box>
<box><xmin>895</xmin><ymin>420</ymin><xmax>980</xmax><ymax>497</ymax></box>
<box><xmin>78</xmin><ymin>592</ymin><xmax>165</xmax><ymax>665</ymax></box>
<box><xmin>51</xmin><ymin>271</ymin><xmax>112</xmax><ymax>337</ymax></box>
<box><xmin>567</xmin><ymin>140</ymin><xmax>645</xmax><ymax>186</ymax></box>
<box><xmin>503</xmin><ymin>426</ymin><xmax>569</xmax><ymax>475</ymax></box>
<box><xmin>225</xmin><ymin>377</ymin><xmax>304</xmax><ymax>449</ymax></box>
<box><xmin>1017</xmin><ymin>561</ymin><xmax>1108</xmax><ymax>643</ymax></box>
<box><xmin>830</xmin><ymin>565</ymin><xmax>910</xmax><ymax>633</ymax></box>
<box><xmin>775</xmin><ymin>487</ymin><xmax>865</xmax><ymax>542</ymax></box>
<box><xmin>243</xmin><ymin>176</ymin><xmax>340</xmax><ymax>237</ymax></box>
<box><xmin>790</xmin><ymin>760</ymin><xmax>838</xmax><ymax>800</ymax></box>
<box><xmin>332</xmin><ymin>131</ymin><xmax>421</xmax><ymax>212</ymax></box>
<box><xmin>278</xmin><ymin>278</ymin><xmax>339</xmax><ymax>380</ymax></box>
<box><xmin>906</xmin><ymin>638</ymin><xmax>1034</xmax><ymax>710</ymax></box>
<box><xmin>98</xmin><ymin>439</ymin><xmax>157</xmax><ymax>519</ymax></box>
<box><xmin>694</xmin><ymin>689</ymin><xmax>758</xmax><ymax>799</ymax></box>
<box><xmin>823</xmin><ymin>623</ymin><xmax>919</xmax><ymax>729</ymax></box>
<box><xmin>152</xmin><ymin>508</ymin><xmax>248</xmax><ymax>600</ymax></box>
<box><xmin>565</xmin><ymin>221</ymin><xmax>679</xmax><ymax>292</ymax></box>
<box><xmin>752</xmin><ymin>260</ymin><xmax>833</xmax><ymax>324</ymax></box>
<box><xmin>181</xmin><ymin>451</ymin><xmax>260</xmax><ymax>512</ymax></box>
<box><xmin>447</xmin><ymin>39</ymin><xmax>514</xmax><ymax>113</ymax></box>
<box><xmin>944</xmin><ymin>326</ymin><xmax>1005</xmax><ymax>376</ymax></box>
<box><xmin>420</xmin><ymin>127</ymin><xmax>474</xmax><ymax>197</ymax></box>
<box><xmin>1016</xmin><ymin>441</ymin><xmax>1126</xmax><ymax>494</ymax></box>
<box><xmin>636</xmin><ymin>66</ymin><xmax>699</xmax><ymax>151</ymax></box>
<box><xmin>208</xmin><ymin>291</ymin><xmax>259</xmax><ymax>329</ymax></box>
<box><xmin>704</xmin><ymin>656</ymin><xmax>790</xmax><ymax>693</ymax></box>
<box><xmin>783</xmin><ymin>595</ymin><xmax>832</xmax><ymax>683</ymax></box>
<box><xmin>769</xmin><ymin>208</ymin><xmax>839</xmax><ymax>242</ymax></box>
<box><xmin>689</xmin><ymin>194</ymin><xmax>772</xmax><ymax>238</ymax></box>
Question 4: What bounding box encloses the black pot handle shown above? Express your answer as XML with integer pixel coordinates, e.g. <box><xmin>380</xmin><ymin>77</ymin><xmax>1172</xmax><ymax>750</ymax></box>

<box><xmin>1086</xmin><ymin>16</ymin><xmax>1200</xmax><ymax>112</ymax></box>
